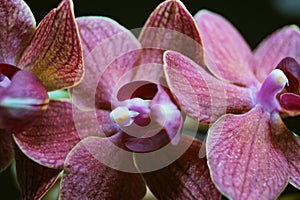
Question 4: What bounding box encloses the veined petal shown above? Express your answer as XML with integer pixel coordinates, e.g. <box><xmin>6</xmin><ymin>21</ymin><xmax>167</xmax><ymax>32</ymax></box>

<box><xmin>13</xmin><ymin>100</ymin><xmax>83</xmax><ymax>169</ymax></box>
<box><xmin>18</xmin><ymin>0</ymin><xmax>84</xmax><ymax>91</ymax></box>
<box><xmin>164</xmin><ymin>51</ymin><xmax>254</xmax><ymax>124</ymax></box>
<box><xmin>207</xmin><ymin>106</ymin><xmax>289</xmax><ymax>199</ymax></box>
<box><xmin>271</xmin><ymin>112</ymin><xmax>300</xmax><ymax>188</ymax></box>
<box><xmin>139</xmin><ymin>136</ymin><xmax>221</xmax><ymax>200</ymax></box>
<box><xmin>71</xmin><ymin>17</ymin><xmax>141</xmax><ymax>110</ymax></box>
<box><xmin>195</xmin><ymin>10</ymin><xmax>258</xmax><ymax>87</ymax></box>
<box><xmin>15</xmin><ymin>146</ymin><xmax>61</xmax><ymax>200</ymax></box>
<box><xmin>60</xmin><ymin>136</ymin><xmax>146</xmax><ymax>200</ymax></box>
<box><xmin>0</xmin><ymin>130</ymin><xmax>14</xmax><ymax>172</ymax></box>
<box><xmin>254</xmin><ymin>26</ymin><xmax>300</xmax><ymax>82</ymax></box>
<box><xmin>0</xmin><ymin>0</ymin><xmax>35</xmax><ymax>65</ymax></box>
<box><xmin>0</xmin><ymin>70</ymin><xmax>49</xmax><ymax>133</ymax></box>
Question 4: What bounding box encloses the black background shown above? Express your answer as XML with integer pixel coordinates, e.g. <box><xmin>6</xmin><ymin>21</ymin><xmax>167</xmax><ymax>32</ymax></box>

<box><xmin>1</xmin><ymin>0</ymin><xmax>300</xmax><ymax>199</ymax></box>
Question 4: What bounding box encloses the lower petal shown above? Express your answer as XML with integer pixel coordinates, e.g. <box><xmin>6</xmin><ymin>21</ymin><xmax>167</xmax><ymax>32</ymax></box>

<box><xmin>60</xmin><ymin>136</ymin><xmax>146</xmax><ymax>200</ymax></box>
<box><xmin>207</xmin><ymin>106</ymin><xmax>289</xmax><ymax>199</ymax></box>
<box><xmin>0</xmin><ymin>129</ymin><xmax>14</xmax><ymax>172</ymax></box>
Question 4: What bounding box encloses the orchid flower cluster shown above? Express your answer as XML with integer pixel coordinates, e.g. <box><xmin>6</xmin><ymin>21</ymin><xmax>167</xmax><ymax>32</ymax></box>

<box><xmin>0</xmin><ymin>0</ymin><xmax>299</xmax><ymax>200</ymax></box>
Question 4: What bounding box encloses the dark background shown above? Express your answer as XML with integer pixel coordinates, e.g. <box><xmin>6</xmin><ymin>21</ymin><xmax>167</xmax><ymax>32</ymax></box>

<box><xmin>1</xmin><ymin>0</ymin><xmax>300</xmax><ymax>199</ymax></box>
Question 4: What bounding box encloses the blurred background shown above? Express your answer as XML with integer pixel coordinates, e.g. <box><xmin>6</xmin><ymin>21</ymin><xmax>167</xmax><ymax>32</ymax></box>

<box><xmin>1</xmin><ymin>0</ymin><xmax>300</xmax><ymax>199</ymax></box>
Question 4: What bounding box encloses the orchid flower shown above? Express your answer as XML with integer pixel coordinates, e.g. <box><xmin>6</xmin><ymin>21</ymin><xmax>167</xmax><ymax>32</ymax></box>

<box><xmin>0</xmin><ymin>0</ymin><xmax>84</xmax><ymax>199</ymax></box>
<box><xmin>59</xmin><ymin>0</ymin><xmax>220</xmax><ymax>199</ymax></box>
<box><xmin>164</xmin><ymin>9</ymin><xmax>300</xmax><ymax>199</ymax></box>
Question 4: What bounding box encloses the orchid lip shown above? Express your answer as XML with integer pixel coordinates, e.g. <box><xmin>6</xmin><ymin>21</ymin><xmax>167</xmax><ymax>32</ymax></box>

<box><xmin>256</xmin><ymin>69</ymin><xmax>288</xmax><ymax>112</ymax></box>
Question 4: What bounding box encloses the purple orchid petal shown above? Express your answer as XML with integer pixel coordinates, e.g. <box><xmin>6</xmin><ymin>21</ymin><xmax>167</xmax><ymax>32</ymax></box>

<box><xmin>195</xmin><ymin>10</ymin><xmax>258</xmax><ymax>87</ymax></box>
<box><xmin>0</xmin><ymin>0</ymin><xmax>35</xmax><ymax>65</ymax></box>
<box><xmin>253</xmin><ymin>26</ymin><xmax>300</xmax><ymax>82</ymax></box>
<box><xmin>276</xmin><ymin>57</ymin><xmax>300</xmax><ymax>94</ymax></box>
<box><xmin>14</xmin><ymin>146</ymin><xmax>61</xmax><ymax>200</ymax></box>
<box><xmin>270</xmin><ymin>112</ymin><xmax>300</xmax><ymax>189</ymax></box>
<box><xmin>71</xmin><ymin>17</ymin><xmax>141</xmax><ymax>110</ymax></box>
<box><xmin>0</xmin><ymin>130</ymin><xmax>14</xmax><ymax>172</ymax></box>
<box><xmin>0</xmin><ymin>70</ymin><xmax>49</xmax><ymax>133</ymax></box>
<box><xmin>164</xmin><ymin>51</ymin><xmax>254</xmax><ymax>124</ymax></box>
<box><xmin>137</xmin><ymin>135</ymin><xmax>221</xmax><ymax>199</ymax></box>
<box><xmin>117</xmin><ymin>81</ymin><xmax>158</xmax><ymax>101</ymax></box>
<box><xmin>135</xmin><ymin>0</ymin><xmax>203</xmax><ymax>82</ymax></box>
<box><xmin>207</xmin><ymin>106</ymin><xmax>289</xmax><ymax>199</ymax></box>
<box><xmin>61</xmin><ymin>136</ymin><xmax>146</xmax><ymax>200</ymax></box>
<box><xmin>280</xmin><ymin>93</ymin><xmax>300</xmax><ymax>112</ymax></box>
<box><xmin>18</xmin><ymin>0</ymin><xmax>84</xmax><ymax>91</ymax></box>
<box><xmin>13</xmin><ymin>100</ymin><xmax>82</xmax><ymax>169</ymax></box>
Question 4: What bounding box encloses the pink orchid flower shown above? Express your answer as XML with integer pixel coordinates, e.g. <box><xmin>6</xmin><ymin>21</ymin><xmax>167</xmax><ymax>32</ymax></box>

<box><xmin>164</xmin><ymin>9</ymin><xmax>300</xmax><ymax>199</ymax></box>
<box><xmin>59</xmin><ymin>1</ymin><xmax>221</xmax><ymax>199</ymax></box>
<box><xmin>0</xmin><ymin>0</ymin><xmax>84</xmax><ymax>199</ymax></box>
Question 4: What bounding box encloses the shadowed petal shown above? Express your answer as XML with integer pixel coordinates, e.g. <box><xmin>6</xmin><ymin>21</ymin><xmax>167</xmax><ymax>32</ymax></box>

<box><xmin>254</xmin><ymin>26</ymin><xmax>300</xmax><ymax>82</ymax></box>
<box><xmin>0</xmin><ymin>70</ymin><xmax>49</xmax><ymax>133</ymax></box>
<box><xmin>15</xmin><ymin>146</ymin><xmax>61</xmax><ymax>200</ymax></box>
<box><xmin>71</xmin><ymin>17</ymin><xmax>141</xmax><ymax>110</ymax></box>
<box><xmin>61</xmin><ymin>136</ymin><xmax>146</xmax><ymax>200</ymax></box>
<box><xmin>139</xmin><ymin>136</ymin><xmax>221</xmax><ymax>200</ymax></box>
<box><xmin>207</xmin><ymin>106</ymin><xmax>289</xmax><ymax>199</ymax></box>
<box><xmin>0</xmin><ymin>130</ymin><xmax>14</xmax><ymax>172</ymax></box>
<box><xmin>271</xmin><ymin>112</ymin><xmax>300</xmax><ymax>188</ymax></box>
<box><xmin>13</xmin><ymin>100</ymin><xmax>83</xmax><ymax>169</ymax></box>
<box><xmin>0</xmin><ymin>0</ymin><xmax>35</xmax><ymax>65</ymax></box>
<box><xmin>164</xmin><ymin>51</ymin><xmax>253</xmax><ymax>124</ymax></box>
<box><xmin>195</xmin><ymin>10</ymin><xmax>258</xmax><ymax>87</ymax></box>
<box><xmin>280</xmin><ymin>93</ymin><xmax>300</xmax><ymax>112</ymax></box>
<box><xmin>18</xmin><ymin>0</ymin><xmax>83</xmax><ymax>91</ymax></box>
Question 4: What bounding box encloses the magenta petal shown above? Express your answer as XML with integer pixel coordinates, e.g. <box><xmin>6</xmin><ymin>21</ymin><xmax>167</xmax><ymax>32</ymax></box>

<box><xmin>61</xmin><ymin>136</ymin><xmax>146</xmax><ymax>200</ymax></box>
<box><xmin>19</xmin><ymin>0</ymin><xmax>84</xmax><ymax>91</ymax></box>
<box><xmin>0</xmin><ymin>0</ymin><xmax>35</xmax><ymax>65</ymax></box>
<box><xmin>195</xmin><ymin>10</ymin><xmax>258</xmax><ymax>87</ymax></box>
<box><xmin>71</xmin><ymin>17</ymin><xmax>141</xmax><ymax>110</ymax></box>
<box><xmin>271</xmin><ymin>112</ymin><xmax>300</xmax><ymax>188</ymax></box>
<box><xmin>0</xmin><ymin>70</ymin><xmax>49</xmax><ymax>133</ymax></box>
<box><xmin>0</xmin><ymin>130</ymin><xmax>14</xmax><ymax>172</ymax></box>
<box><xmin>164</xmin><ymin>51</ymin><xmax>253</xmax><ymax>124</ymax></box>
<box><xmin>254</xmin><ymin>26</ymin><xmax>300</xmax><ymax>82</ymax></box>
<box><xmin>15</xmin><ymin>146</ymin><xmax>60</xmax><ymax>200</ymax></box>
<box><xmin>14</xmin><ymin>100</ymin><xmax>82</xmax><ymax>169</ymax></box>
<box><xmin>207</xmin><ymin>106</ymin><xmax>289</xmax><ymax>199</ymax></box>
<box><xmin>139</xmin><ymin>136</ymin><xmax>221</xmax><ymax>200</ymax></box>
<box><xmin>280</xmin><ymin>93</ymin><xmax>300</xmax><ymax>112</ymax></box>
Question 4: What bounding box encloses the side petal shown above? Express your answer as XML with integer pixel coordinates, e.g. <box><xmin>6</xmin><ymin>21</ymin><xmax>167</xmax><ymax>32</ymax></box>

<box><xmin>0</xmin><ymin>0</ymin><xmax>35</xmax><ymax>65</ymax></box>
<box><xmin>138</xmin><ymin>135</ymin><xmax>221</xmax><ymax>200</ymax></box>
<box><xmin>18</xmin><ymin>0</ymin><xmax>84</xmax><ymax>91</ymax></box>
<box><xmin>270</xmin><ymin>112</ymin><xmax>300</xmax><ymax>189</ymax></box>
<box><xmin>15</xmin><ymin>145</ymin><xmax>61</xmax><ymax>200</ymax></box>
<box><xmin>207</xmin><ymin>106</ymin><xmax>289</xmax><ymax>199</ymax></box>
<box><xmin>71</xmin><ymin>17</ymin><xmax>141</xmax><ymax>110</ymax></box>
<box><xmin>0</xmin><ymin>130</ymin><xmax>14</xmax><ymax>172</ymax></box>
<box><xmin>253</xmin><ymin>26</ymin><xmax>300</xmax><ymax>82</ymax></box>
<box><xmin>164</xmin><ymin>51</ymin><xmax>254</xmax><ymax>124</ymax></box>
<box><xmin>195</xmin><ymin>10</ymin><xmax>258</xmax><ymax>87</ymax></box>
<box><xmin>60</xmin><ymin>136</ymin><xmax>146</xmax><ymax>200</ymax></box>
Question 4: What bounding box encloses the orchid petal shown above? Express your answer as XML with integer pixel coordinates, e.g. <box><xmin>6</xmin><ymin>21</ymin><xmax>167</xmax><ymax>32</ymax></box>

<box><xmin>15</xmin><ymin>146</ymin><xmax>60</xmax><ymax>200</ymax></box>
<box><xmin>207</xmin><ymin>106</ymin><xmax>289</xmax><ymax>199</ymax></box>
<box><xmin>164</xmin><ymin>51</ymin><xmax>253</xmax><ymax>124</ymax></box>
<box><xmin>13</xmin><ymin>100</ymin><xmax>82</xmax><ymax>169</ymax></box>
<box><xmin>0</xmin><ymin>130</ymin><xmax>13</xmax><ymax>172</ymax></box>
<box><xmin>18</xmin><ymin>0</ymin><xmax>84</xmax><ymax>91</ymax></box>
<box><xmin>0</xmin><ymin>0</ymin><xmax>35</xmax><ymax>65</ymax></box>
<box><xmin>254</xmin><ymin>26</ymin><xmax>300</xmax><ymax>82</ymax></box>
<box><xmin>280</xmin><ymin>93</ymin><xmax>300</xmax><ymax>112</ymax></box>
<box><xmin>0</xmin><ymin>70</ymin><xmax>48</xmax><ymax>133</ymax></box>
<box><xmin>71</xmin><ymin>17</ymin><xmax>141</xmax><ymax>110</ymax></box>
<box><xmin>271</xmin><ymin>112</ymin><xmax>300</xmax><ymax>188</ymax></box>
<box><xmin>61</xmin><ymin>136</ymin><xmax>146</xmax><ymax>200</ymax></box>
<box><xmin>195</xmin><ymin>10</ymin><xmax>258</xmax><ymax>87</ymax></box>
<box><xmin>138</xmin><ymin>135</ymin><xmax>221</xmax><ymax>200</ymax></box>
